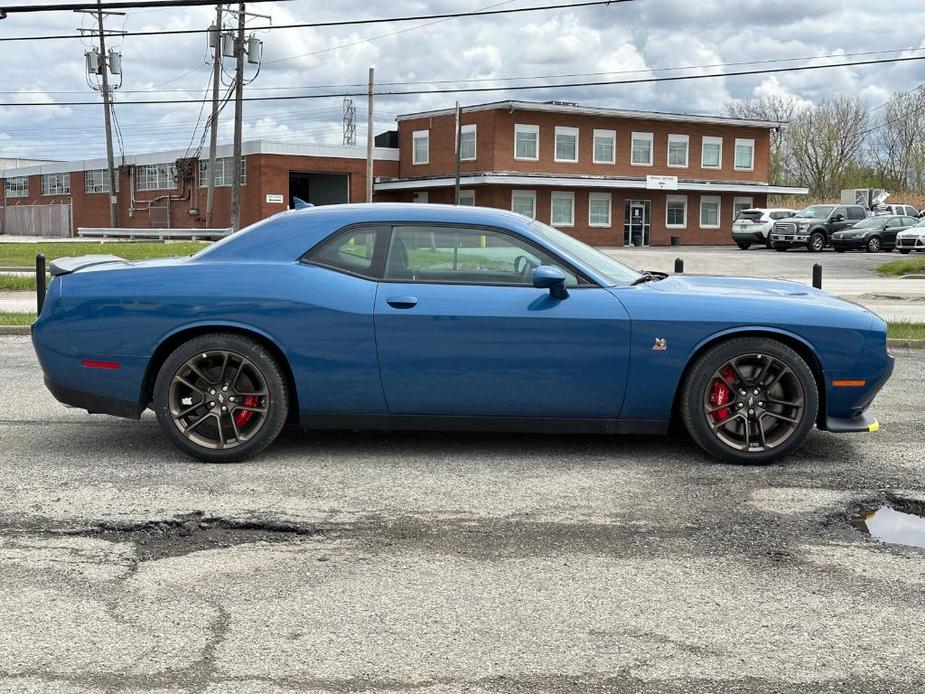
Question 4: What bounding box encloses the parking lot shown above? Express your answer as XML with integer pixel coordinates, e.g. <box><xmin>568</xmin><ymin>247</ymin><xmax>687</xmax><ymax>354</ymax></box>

<box><xmin>1</xmin><ymin>335</ymin><xmax>923</xmax><ymax>693</ymax></box>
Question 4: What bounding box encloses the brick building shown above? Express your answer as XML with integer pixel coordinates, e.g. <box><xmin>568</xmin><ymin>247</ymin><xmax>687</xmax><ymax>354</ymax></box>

<box><xmin>374</xmin><ymin>100</ymin><xmax>807</xmax><ymax>246</ymax></box>
<box><xmin>0</xmin><ymin>141</ymin><xmax>399</xmax><ymax>236</ymax></box>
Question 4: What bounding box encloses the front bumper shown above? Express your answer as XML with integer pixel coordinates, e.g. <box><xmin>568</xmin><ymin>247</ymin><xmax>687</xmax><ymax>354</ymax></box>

<box><xmin>771</xmin><ymin>234</ymin><xmax>807</xmax><ymax>248</ymax></box>
<box><xmin>824</xmin><ymin>408</ymin><xmax>880</xmax><ymax>433</ymax></box>
<box><xmin>896</xmin><ymin>237</ymin><xmax>925</xmax><ymax>251</ymax></box>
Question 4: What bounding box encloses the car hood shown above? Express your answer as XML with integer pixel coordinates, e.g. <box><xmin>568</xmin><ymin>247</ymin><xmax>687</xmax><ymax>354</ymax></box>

<box><xmin>897</xmin><ymin>227</ymin><xmax>925</xmax><ymax>237</ymax></box>
<box><xmin>775</xmin><ymin>216</ymin><xmax>824</xmax><ymax>225</ymax></box>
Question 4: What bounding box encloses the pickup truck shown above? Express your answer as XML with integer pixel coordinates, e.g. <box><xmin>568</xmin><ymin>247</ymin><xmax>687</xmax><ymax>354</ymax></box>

<box><xmin>770</xmin><ymin>204</ymin><xmax>868</xmax><ymax>251</ymax></box>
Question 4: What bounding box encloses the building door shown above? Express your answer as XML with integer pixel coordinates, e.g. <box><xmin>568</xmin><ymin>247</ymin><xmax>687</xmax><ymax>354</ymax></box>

<box><xmin>288</xmin><ymin>172</ymin><xmax>349</xmax><ymax>208</ymax></box>
<box><xmin>624</xmin><ymin>200</ymin><xmax>650</xmax><ymax>246</ymax></box>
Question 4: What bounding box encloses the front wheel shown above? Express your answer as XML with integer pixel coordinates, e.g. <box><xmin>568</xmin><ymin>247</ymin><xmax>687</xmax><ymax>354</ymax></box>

<box><xmin>808</xmin><ymin>232</ymin><xmax>826</xmax><ymax>252</ymax></box>
<box><xmin>736</xmin><ymin>241</ymin><xmax>751</xmax><ymax>250</ymax></box>
<box><xmin>866</xmin><ymin>236</ymin><xmax>881</xmax><ymax>253</ymax></box>
<box><xmin>153</xmin><ymin>333</ymin><xmax>289</xmax><ymax>463</ymax></box>
<box><xmin>680</xmin><ymin>337</ymin><xmax>818</xmax><ymax>465</ymax></box>
<box><xmin>775</xmin><ymin>246</ymin><xmax>788</xmax><ymax>252</ymax></box>
<box><xmin>899</xmin><ymin>249</ymin><xmax>911</xmax><ymax>254</ymax></box>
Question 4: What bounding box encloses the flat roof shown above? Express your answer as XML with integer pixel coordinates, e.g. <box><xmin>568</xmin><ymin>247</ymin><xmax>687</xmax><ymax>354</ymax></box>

<box><xmin>0</xmin><ymin>140</ymin><xmax>399</xmax><ymax>178</ymax></box>
<box><xmin>396</xmin><ymin>99</ymin><xmax>783</xmax><ymax>129</ymax></box>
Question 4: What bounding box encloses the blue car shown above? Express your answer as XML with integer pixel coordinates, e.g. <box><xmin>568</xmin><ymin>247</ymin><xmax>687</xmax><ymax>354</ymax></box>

<box><xmin>32</xmin><ymin>203</ymin><xmax>893</xmax><ymax>465</ymax></box>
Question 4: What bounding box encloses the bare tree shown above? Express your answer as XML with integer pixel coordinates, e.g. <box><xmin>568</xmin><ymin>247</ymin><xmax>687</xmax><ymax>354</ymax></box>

<box><xmin>868</xmin><ymin>88</ymin><xmax>925</xmax><ymax>192</ymax></box>
<box><xmin>725</xmin><ymin>96</ymin><xmax>801</xmax><ymax>185</ymax></box>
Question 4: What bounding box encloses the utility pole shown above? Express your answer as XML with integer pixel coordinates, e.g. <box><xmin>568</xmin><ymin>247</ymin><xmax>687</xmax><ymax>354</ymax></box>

<box><xmin>229</xmin><ymin>2</ymin><xmax>245</xmax><ymax>232</ymax></box>
<box><xmin>366</xmin><ymin>67</ymin><xmax>374</xmax><ymax>203</ymax></box>
<box><xmin>454</xmin><ymin>102</ymin><xmax>462</xmax><ymax>204</ymax></box>
<box><xmin>205</xmin><ymin>3</ymin><xmax>222</xmax><ymax>228</ymax></box>
<box><xmin>77</xmin><ymin>0</ymin><xmax>124</xmax><ymax>228</ymax></box>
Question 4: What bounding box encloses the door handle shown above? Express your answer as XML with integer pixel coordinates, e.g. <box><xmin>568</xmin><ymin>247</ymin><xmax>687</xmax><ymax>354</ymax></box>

<box><xmin>386</xmin><ymin>296</ymin><xmax>418</xmax><ymax>309</ymax></box>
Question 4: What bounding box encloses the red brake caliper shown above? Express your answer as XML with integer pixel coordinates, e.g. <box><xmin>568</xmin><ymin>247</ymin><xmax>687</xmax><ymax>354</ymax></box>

<box><xmin>233</xmin><ymin>395</ymin><xmax>260</xmax><ymax>428</ymax></box>
<box><xmin>709</xmin><ymin>366</ymin><xmax>735</xmax><ymax>422</ymax></box>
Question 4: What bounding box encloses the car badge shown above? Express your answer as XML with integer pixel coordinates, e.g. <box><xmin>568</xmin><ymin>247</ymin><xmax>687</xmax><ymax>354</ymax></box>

<box><xmin>652</xmin><ymin>338</ymin><xmax>668</xmax><ymax>352</ymax></box>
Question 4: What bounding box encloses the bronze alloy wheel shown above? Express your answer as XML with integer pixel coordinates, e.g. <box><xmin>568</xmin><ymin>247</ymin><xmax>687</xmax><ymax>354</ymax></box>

<box><xmin>167</xmin><ymin>349</ymin><xmax>270</xmax><ymax>451</ymax></box>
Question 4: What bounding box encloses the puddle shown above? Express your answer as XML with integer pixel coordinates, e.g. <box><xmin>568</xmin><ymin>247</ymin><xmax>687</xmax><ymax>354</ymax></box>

<box><xmin>853</xmin><ymin>503</ymin><xmax>925</xmax><ymax>550</ymax></box>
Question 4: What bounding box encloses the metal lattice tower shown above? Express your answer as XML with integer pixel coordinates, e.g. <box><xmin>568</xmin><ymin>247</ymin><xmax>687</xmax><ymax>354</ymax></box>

<box><xmin>343</xmin><ymin>97</ymin><xmax>357</xmax><ymax>146</ymax></box>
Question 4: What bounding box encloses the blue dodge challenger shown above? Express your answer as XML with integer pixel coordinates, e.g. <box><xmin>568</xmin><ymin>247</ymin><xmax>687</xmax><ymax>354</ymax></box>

<box><xmin>32</xmin><ymin>203</ymin><xmax>893</xmax><ymax>465</ymax></box>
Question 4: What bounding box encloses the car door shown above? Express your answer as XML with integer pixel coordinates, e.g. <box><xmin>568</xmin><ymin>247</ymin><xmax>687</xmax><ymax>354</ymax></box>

<box><xmin>373</xmin><ymin>223</ymin><xmax>631</xmax><ymax>419</ymax></box>
<box><xmin>829</xmin><ymin>206</ymin><xmax>852</xmax><ymax>235</ymax></box>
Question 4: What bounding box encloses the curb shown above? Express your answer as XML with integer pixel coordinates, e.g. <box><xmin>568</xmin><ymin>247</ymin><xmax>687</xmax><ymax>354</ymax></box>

<box><xmin>0</xmin><ymin>267</ymin><xmax>33</xmax><ymax>273</ymax></box>
<box><xmin>0</xmin><ymin>326</ymin><xmax>30</xmax><ymax>336</ymax></box>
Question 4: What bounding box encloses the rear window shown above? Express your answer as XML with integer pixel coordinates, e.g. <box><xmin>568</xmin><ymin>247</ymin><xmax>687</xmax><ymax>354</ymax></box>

<box><xmin>734</xmin><ymin>211</ymin><xmax>764</xmax><ymax>222</ymax></box>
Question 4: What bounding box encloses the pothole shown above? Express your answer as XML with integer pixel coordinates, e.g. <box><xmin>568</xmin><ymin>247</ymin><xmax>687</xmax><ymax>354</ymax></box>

<box><xmin>851</xmin><ymin>499</ymin><xmax>925</xmax><ymax>550</ymax></box>
<box><xmin>63</xmin><ymin>511</ymin><xmax>321</xmax><ymax>561</ymax></box>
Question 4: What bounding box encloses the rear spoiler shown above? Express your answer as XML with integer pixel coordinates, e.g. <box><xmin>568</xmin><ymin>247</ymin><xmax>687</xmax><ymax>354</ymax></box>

<box><xmin>49</xmin><ymin>255</ymin><xmax>127</xmax><ymax>277</ymax></box>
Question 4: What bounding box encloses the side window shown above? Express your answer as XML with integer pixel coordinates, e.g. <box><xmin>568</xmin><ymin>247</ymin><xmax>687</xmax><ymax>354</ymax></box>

<box><xmin>384</xmin><ymin>225</ymin><xmax>580</xmax><ymax>287</ymax></box>
<box><xmin>847</xmin><ymin>207</ymin><xmax>865</xmax><ymax>220</ymax></box>
<box><xmin>831</xmin><ymin>207</ymin><xmax>847</xmax><ymax>220</ymax></box>
<box><xmin>885</xmin><ymin>218</ymin><xmax>900</xmax><ymax>228</ymax></box>
<box><xmin>905</xmin><ymin>216</ymin><xmax>919</xmax><ymax>226</ymax></box>
<box><xmin>305</xmin><ymin>226</ymin><xmax>385</xmax><ymax>279</ymax></box>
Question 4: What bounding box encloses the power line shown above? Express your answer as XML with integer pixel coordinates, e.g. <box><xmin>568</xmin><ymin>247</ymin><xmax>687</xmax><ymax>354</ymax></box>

<box><xmin>0</xmin><ymin>0</ymin><xmax>627</xmax><ymax>41</ymax></box>
<box><xmin>2</xmin><ymin>54</ymin><xmax>924</xmax><ymax>107</ymax></box>
<box><xmin>0</xmin><ymin>0</ymin><xmax>285</xmax><ymax>14</ymax></box>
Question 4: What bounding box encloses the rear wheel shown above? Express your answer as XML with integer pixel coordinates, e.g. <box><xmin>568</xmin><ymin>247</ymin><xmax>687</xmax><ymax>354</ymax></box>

<box><xmin>866</xmin><ymin>236</ymin><xmax>881</xmax><ymax>253</ymax></box>
<box><xmin>681</xmin><ymin>337</ymin><xmax>818</xmax><ymax>465</ymax></box>
<box><xmin>153</xmin><ymin>333</ymin><xmax>289</xmax><ymax>463</ymax></box>
<box><xmin>899</xmin><ymin>249</ymin><xmax>911</xmax><ymax>254</ymax></box>
<box><xmin>775</xmin><ymin>246</ymin><xmax>788</xmax><ymax>252</ymax></box>
<box><xmin>736</xmin><ymin>241</ymin><xmax>751</xmax><ymax>250</ymax></box>
<box><xmin>808</xmin><ymin>232</ymin><xmax>826</xmax><ymax>252</ymax></box>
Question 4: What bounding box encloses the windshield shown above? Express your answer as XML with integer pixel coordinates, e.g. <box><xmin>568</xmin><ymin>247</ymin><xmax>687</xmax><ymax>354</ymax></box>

<box><xmin>915</xmin><ymin>218</ymin><xmax>925</xmax><ymax>228</ymax></box>
<box><xmin>796</xmin><ymin>205</ymin><xmax>835</xmax><ymax>218</ymax></box>
<box><xmin>851</xmin><ymin>217</ymin><xmax>885</xmax><ymax>229</ymax></box>
<box><xmin>529</xmin><ymin>220</ymin><xmax>642</xmax><ymax>285</ymax></box>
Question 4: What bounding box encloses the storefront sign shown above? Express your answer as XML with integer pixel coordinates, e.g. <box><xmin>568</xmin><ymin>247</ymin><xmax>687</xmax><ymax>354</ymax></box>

<box><xmin>646</xmin><ymin>175</ymin><xmax>678</xmax><ymax>190</ymax></box>
<box><xmin>265</xmin><ymin>194</ymin><xmax>285</xmax><ymax>204</ymax></box>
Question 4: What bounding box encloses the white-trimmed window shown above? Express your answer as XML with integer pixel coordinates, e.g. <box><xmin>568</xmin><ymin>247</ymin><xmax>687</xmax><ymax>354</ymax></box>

<box><xmin>136</xmin><ymin>163</ymin><xmax>176</xmax><ymax>191</ymax></box>
<box><xmin>41</xmin><ymin>173</ymin><xmax>69</xmax><ymax>196</ymax></box>
<box><xmin>701</xmin><ymin>136</ymin><xmax>723</xmax><ymax>169</ymax></box>
<box><xmin>554</xmin><ymin>126</ymin><xmax>579</xmax><ymax>162</ymax></box>
<box><xmin>198</xmin><ymin>157</ymin><xmax>246</xmax><ymax>187</ymax></box>
<box><xmin>593</xmin><ymin>129</ymin><xmax>616</xmax><ymax>164</ymax></box>
<box><xmin>85</xmin><ymin>169</ymin><xmax>118</xmax><ymax>194</ymax></box>
<box><xmin>412</xmin><ymin>191</ymin><xmax>429</xmax><ymax>203</ymax></box>
<box><xmin>667</xmin><ymin>134</ymin><xmax>689</xmax><ymax>168</ymax></box>
<box><xmin>458</xmin><ymin>189</ymin><xmax>475</xmax><ymax>206</ymax></box>
<box><xmin>412</xmin><ymin>130</ymin><xmax>429</xmax><ymax>165</ymax></box>
<box><xmin>666</xmin><ymin>195</ymin><xmax>688</xmax><ymax>228</ymax></box>
<box><xmin>700</xmin><ymin>196</ymin><xmax>721</xmax><ymax>228</ymax></box>
<box><xmin>511</xmin><ymin>190</ymin><xmax>537</xmax><ymax>218</ymax></box>
<box><xmin>4</xmin><ymin>176</ymin><xmax>29</xmax><ymax>198</ymax></box>
<box><xmin>733</xmin><ymin>197</ymin><xmax>753</xmax><ymax>220</ymax></box>
<box><xmin>459</xmin><ymin>124</ymin><xmax>476</xmax><ymax>161</ymax></box>
<box><xmin>734</xmin><ymin>138</ymin><xmax>755</xmax><ymax>171</ymax></box>
<box><xmin>550</xmin><ymin>191</ymin><xmax>575</xmax><ymax>227</ymax></box>
<box><xmin>588</xmin><ymin>192</ymin><xmax>612</xmax><ymax>227</ymax></box>
<box><xmin>631</xmin><ymin>132</ymin><xmax>653</xmax><ymax>166</ymax></box>
<box><xmin>514</xmin><ymin>124</ymin><xmax>539</xmax><ymax>161</ymax></box>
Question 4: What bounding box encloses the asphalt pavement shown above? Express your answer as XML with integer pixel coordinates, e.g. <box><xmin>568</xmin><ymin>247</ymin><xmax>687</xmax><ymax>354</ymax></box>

<box><xmin>0</xmin><ymin>336</ymin><xmax>923</xmax><ymax>693</ymax></box>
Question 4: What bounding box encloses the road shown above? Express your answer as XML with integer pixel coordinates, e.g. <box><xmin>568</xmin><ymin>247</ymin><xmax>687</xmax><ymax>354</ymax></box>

<box><xmin>0</xmin><ymin>336</ymin><xmax>923</xmax><ymax>693</ymax></box>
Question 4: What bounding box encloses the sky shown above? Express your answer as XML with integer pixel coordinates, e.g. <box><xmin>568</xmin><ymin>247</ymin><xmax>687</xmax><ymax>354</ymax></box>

<box><xmin>1</xmin><ymin>0</ymin><xmax>925</xmax><ymax>161</ymax></box>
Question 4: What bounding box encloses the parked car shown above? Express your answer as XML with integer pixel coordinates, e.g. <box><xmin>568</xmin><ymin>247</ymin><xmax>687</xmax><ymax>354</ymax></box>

<box><xmin>32</xmin><ymin>203</ymin><xmax>893</xmax><ymax>466</ymax></box>
<box><xmin>896</xmin><ymin>218</ymin><xmax>925</xmax><ymax>253</ymax></box>
<box><xmin>771</xmin><ymin>204</ymin><xmax>868</xmax><ymax>251</ymax></box>
<box><xmin>732</xmin><ymin>208</ymin><xmax>797</xmax><ymax>249</ymax></box>
<box><xmin>872</xmin><ymin>203</ymin><xmax>920</xmax><ymax>217</ymax></box>
<box><xmin>831</xmin><ymin>215</ymin><xmax>918</xmax><ymax>253</ymax></box>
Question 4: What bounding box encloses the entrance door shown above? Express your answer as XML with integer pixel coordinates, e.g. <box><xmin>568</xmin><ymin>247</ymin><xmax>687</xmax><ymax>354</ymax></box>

<box><xmin>624</xmin><ymin>200</ymin><xmax>651</xmax><ymax>246</ymax></box>
<box><xmin>288</xmin><ymin>172</ymin><xmax>349</xmax><ymax>208</ymax></box>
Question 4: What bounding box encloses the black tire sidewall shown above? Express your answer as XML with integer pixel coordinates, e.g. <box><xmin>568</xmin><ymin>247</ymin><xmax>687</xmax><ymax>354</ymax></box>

<box><xmin>867</xmin><ymin>237</ymin><xmax>880</xmax><ymax>253</ymax></box>
<box><xmin>809</xmin><ymin>232</ymin><xmax>825</xmax><ymax>252</ymax></box>
<box><xmin>681</xmin><ymin>337</ymin><xmax>819</xmax><ymax>465</ymax></box>
<box><xmin>153</xmin><ymin>333</ymin><xmax>289</xmax><ymax>463</ymax></box>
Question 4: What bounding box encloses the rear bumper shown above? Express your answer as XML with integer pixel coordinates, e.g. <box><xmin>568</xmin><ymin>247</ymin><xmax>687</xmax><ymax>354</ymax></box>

<box><xmin>44</xmin><ymin>377</ymin><xmax>143</xmax><ymax>419</ymax></box>
<box><xmin>824</xmin><ymin>408</ymin><xmax>880</xmax><ymax>433</ymax></box>
<box><xmin>831</xmin><ymin>238</ymin><xmax>867</xmax><ymax>250</ymax></box>
<box><xmin>732</xmin><ymin>231</ymin><xmax>766</xmax><ymax>243</ymax></box>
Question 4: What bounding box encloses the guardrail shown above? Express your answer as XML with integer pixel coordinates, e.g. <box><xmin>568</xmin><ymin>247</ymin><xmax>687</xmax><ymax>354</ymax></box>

<box><xmin>77</xmin><ymin>227</ymin><xmax>231</xmax><ymax>241</ymax></box>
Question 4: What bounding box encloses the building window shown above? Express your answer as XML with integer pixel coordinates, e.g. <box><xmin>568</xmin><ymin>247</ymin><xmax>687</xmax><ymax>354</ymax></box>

<box><xmin>198</xmin><ymin>157</ymin><xmax>246</xmax><ymax>187</ymax></box>
<box><xmin>4</xmin><ymin>176</ymin><xmax>29</xmax><ymax>198</ymax></box>
<box><xmin>701</xmin><ymin>136</ymin><xmax>723</xmax><ymax>169</ymax></box>
<box><xmin>85</xmin><ymin>169</ymin><xmax>119</xmax><ymax>194</ymax></box>
<box><xmin>459</xmin><ymin>124</ymin><xmax>476</xmax><ymax>161</ymax></box>
<box><xmin>666</xmin><ymin>195</ymin><xmax>688</xmax><ymax>228</ymax></box>
<box><xmin>733</xmin><ymin>197</ymin><xmax>754</xmax><ymax>220</ymax></box>
<box><xmin>593</xmin><ymin>129</ymin><xmax>616</xmax><ymax>164</ymax></box>
<box><xmin>667</xmin><ymin>134</ymin><xmax>689</xmax><ymax>168</ymax></box>
<box><xmin>511</xmin><ymin>190</ymin><xmax>537</xmax><ymax>218</ymax></box>
<box><xmin>458</xmin><ymin>189</ymin><xmax>475</xmax><ymax>206</ymax></box>
<box><xmin>136</xmin><ymin>163</ymin><xmax>176</xmax><ymax>191</ymax></box>
<box><xmin>514</xmin><ymin>124</ymin><xmax>539</xmax><ymax>161</ymax></box>
<box><xmin>41</xmin><ymin>173</ymin><xmax>70</xmax><ymax>196</ymax></box>
<box><xmin>631</xmin><ymin>132</ymin><xmax>653</xmax><ymax>166</ymax></box>
<box><xmin>734</xmin><ymin>138</ymin><xmax>755</xmax><ymax>171</ymax></box>
<box><xmin>554</xmin><ymin>126</ymin><xmax>579</xmax><ymax>162</ymax></box>
<box><xmin>412</xmin><ymin>191</ymin><xmax>429</xmax><ymax>203</ymax></box>
<box><xmin>550</xmin><ymin>191</ymin><xmax>575</xmax><ymax>227</ymax></box>
<box><xmin>700</xmin><ymin>196</ymin><xmax>721</xmax><ymax>228</ymax></box>
<box><xmin>588</xmin><ymin>192</ymin><xmax>612</xmax><ymax>227</ymax></box>
<box><xmin>412</xmin><ymin>130</ymin><xmax>429</xmax><ymax>165</ymax></box>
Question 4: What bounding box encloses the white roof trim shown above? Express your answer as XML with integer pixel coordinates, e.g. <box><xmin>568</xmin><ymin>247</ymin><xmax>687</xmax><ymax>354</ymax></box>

<box><xmin>0</xmin><ymin>140</ymin><xmax>398</xmax><ymax>178</ymax></box>
<box><xmin>396</xmin><ymin>100</ymin><xmax>782</xmax><ymax>129</ymax></box>
<box><xmin>375</xmin><ymin>174</ymin><xmax>808</xmax><ymax>196</ymax></box>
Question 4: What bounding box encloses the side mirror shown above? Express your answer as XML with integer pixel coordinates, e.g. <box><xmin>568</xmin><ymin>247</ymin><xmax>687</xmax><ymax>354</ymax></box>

<box><xmin>533</xmin><ymin>265</ymin><xmax>569</xmax><ymax>300</ymax></box>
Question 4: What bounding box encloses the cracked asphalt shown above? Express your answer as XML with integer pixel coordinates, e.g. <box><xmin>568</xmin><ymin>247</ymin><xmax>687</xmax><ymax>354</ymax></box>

<box><xmin>0</xmin><ymin>335</ymin><xmax>923</xmax><ymax>694</ymax></box>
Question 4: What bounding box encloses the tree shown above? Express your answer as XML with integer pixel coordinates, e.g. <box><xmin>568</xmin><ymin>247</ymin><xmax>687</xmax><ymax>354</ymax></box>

<box><xmin>867</xmin><ymin>88</ymin><xmax>925</xmax><ymax>192</ymax></box>
<box><xmin>724</xmin><ymin>96</ymin><xmax>801</xmax><ymax>186</ymax></box>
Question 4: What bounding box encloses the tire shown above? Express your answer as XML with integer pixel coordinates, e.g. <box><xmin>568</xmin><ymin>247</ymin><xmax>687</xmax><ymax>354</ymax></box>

<box><xmin>899</xmin><ymin>250</ymin><xmax>910</xmax><ymax>254</ymax></box>
<box><xmin>808</xmin><ymin>232</ymin><xmax>826</xmax><ymax>252</ymax></box>
<box><xmin>835</xmin><ymin>248</ymin><xmax>846</xmax><ymax>253</ymax></box>
<box><xmin>153</xmin><ymin>333</ymin><xmax>289</xmax><ymax>463</ymax></box>
<box><xmin>775</xmin><ymin>246</ymin><xmax>788</xmax><ymax>252</ymax></box>
<box><xmin>865</xmin><ymin>236</ymin><xmax>881</xmax><ymax>253</ymax></box>
<box><xmin>680</xmin><ymin>337</ymin><xmax>819</xmax><ymax>465</ymax></box>
<box><xmin>765</xmin><ymin>237</ymin><xmax>774</xmax><ymax>249</ymax></box>
<box><xmin>736</xmin><ymin>241</ymin><xmax>751</xmax><ymax>250</ymax></box>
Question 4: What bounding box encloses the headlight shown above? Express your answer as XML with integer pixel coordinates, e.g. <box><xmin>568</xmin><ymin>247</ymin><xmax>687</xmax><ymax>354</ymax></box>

<box><xmin>798</xmin><ymin>223</ymin><xmax>810</xmax><ymax>231</ymax></box>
